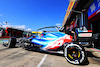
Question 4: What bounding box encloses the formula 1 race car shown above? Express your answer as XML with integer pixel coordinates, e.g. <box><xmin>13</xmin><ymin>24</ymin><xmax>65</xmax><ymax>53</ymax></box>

<box><xmin>3</xmin><ymin>26</ymin><xmax>87</xmax><ymax>65</ymax></box>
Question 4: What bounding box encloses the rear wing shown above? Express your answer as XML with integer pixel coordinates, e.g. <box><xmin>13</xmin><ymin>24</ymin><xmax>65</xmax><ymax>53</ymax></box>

<box><xmin>37</xmin><ymin>26</ymin><xmax>61</xmax><ymax>32</ymax></box>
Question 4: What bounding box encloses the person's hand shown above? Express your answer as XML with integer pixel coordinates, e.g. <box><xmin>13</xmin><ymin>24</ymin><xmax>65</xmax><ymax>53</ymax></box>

<box><xmin>71</xmin><ymin>31</ymin><xmax>75</xmax><ymax>33</ymax></box>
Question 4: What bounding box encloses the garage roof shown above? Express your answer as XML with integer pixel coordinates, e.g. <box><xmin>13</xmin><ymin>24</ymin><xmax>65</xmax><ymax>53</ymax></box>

<box><xmin>62</xmin><ymin>0</ymin><xmax>94</xmax><ymax>27</ymax></box>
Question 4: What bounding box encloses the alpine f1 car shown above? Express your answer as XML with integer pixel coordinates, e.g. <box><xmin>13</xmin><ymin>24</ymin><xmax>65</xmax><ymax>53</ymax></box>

<box><xmin>3</xmin><ymin>26</ymin><xmax>87</xmax><ymax>65</ymax></box>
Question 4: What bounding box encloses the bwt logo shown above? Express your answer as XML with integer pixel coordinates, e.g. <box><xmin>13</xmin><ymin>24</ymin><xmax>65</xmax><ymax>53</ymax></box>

<box><xmin>90</xmin><ymin>3</ymin><xmax>96</xmax><ymax>12</ymax></box>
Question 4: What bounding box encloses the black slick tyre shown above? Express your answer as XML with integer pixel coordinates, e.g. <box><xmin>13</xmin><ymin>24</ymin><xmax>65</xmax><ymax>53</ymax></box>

<box><xmin>64</xmin><ymin>43</ymin><xmax>87</xmax><ymax>64</ymax></box>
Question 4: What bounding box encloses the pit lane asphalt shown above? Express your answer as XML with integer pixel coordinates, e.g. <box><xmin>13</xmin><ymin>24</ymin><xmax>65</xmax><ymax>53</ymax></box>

<box><xmin>0</xmin><ymin>43</ymin><xmax>100</xmax><ymax>67</ymax></box>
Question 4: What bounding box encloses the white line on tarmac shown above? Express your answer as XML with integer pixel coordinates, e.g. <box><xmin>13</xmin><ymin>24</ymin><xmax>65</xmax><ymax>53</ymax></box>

<box><xmin>37</xmin><ymin>54</ymin><xmax>47</xmax><ymax>67</ymax></box>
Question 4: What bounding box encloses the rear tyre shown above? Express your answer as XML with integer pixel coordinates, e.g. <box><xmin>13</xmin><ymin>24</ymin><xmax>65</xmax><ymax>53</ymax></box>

<box><xmin>64</xmin><ymin>43</ymin><xmax>87</xmax><ymax>64</ymax></box>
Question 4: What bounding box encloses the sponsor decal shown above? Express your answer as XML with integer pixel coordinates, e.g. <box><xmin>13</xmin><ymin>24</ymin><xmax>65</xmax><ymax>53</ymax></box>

<box><xmin>90</xmin><ymin>3</ymin><xmax>96</xmax><ymax>13</ymax></box>
<box><xmin>88</xmin><ymin>0</ymin><xmax>100</xmax><ymax>19</ymax></box>
<box><xmin>78</xmin><ymin>33</ymin><xmax>92</xmax><ymax>37</ymax></box>
<box><xmin>44</xmin><ymin>35</ymin><xmax>72</xmax><ymax>50</ymax></box>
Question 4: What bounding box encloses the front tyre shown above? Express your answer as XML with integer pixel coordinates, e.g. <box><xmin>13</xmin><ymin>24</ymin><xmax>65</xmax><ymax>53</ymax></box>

<box><xmin>64</xmin><ymin>43</ymin><xmax>87</xmax><ymax>64</ymax></box>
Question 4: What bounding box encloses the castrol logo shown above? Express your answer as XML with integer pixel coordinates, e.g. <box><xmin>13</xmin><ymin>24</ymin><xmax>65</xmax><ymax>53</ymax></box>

<box><xmin>78</xmin><ymin>33</ymin><xmax>92</xmax><ymax>37</ymax></box>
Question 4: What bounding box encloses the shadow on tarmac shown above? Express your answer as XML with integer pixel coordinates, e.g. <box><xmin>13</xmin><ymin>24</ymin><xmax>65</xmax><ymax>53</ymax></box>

<box><xmin>0</xmin><ymin>47</ymin><xmax>19</xmax><ymax>51</ymax></box>
<box><xmin>2</xmin><ymin>45</ymin><xmax>100</xmax><ymax>66</ymax></box>
<box><xmin>86</xmin><ymin>51</ymin><xmax>100</xmax><ymax>65</ymax></box>
<box><xmin>23</xmin><ymin>47</ymin><xmax>91</xmax><ymax>65</ymax></box>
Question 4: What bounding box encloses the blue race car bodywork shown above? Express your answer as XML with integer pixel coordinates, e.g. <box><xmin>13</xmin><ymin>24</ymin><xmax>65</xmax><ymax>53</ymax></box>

<box><xmin>30</xmin><ymin>32</ymin><xmax>72</xmax><ymax>51</ymax></box>
<box><xmin>3</xmin><ymin>26</ymin><xmax>87</xmax><ymax>65</ymax></box>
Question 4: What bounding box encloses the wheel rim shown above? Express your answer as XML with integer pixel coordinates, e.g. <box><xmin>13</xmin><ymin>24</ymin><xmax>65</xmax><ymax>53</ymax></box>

<box><xmin>64</xmin><ymin>44</ymin><xmax>85</xmax><ymax>64</ymax></box>
<box><xmin>67</xmin><ymin>47</ymin><xmax>81</xmax><ymax>60</ymax></box>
